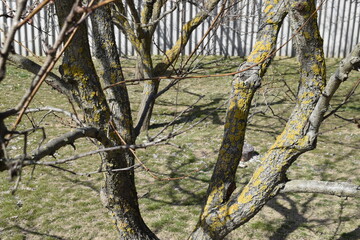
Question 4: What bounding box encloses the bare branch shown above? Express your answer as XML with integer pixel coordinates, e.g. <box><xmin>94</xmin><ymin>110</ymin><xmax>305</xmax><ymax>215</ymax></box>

<box><xmin>307</xmin><ymin>43</ymin><xmax>360</xmax><ymax>140</ymax></box>
<box><xmin>30</xmin><ymin>127</ymin><xmax>108</xmax><ymax>161</ymax></box>
<box><xmin>25</xmin><ymin>140</ymin><xmax>168</xmax><ymax>166</ymax></box>
<box><xmin>140</xmin><ymin>0</ymin><xmax>157</xmax><ymax>25</ymax></box>
<box><xmin>281</xmin><ymin>180</ymin><xmax>360</xmax><ymax>198</ymax></box>
<box><xmin>112</xmin><ymin>1</ymin><xmax>142</xmax><ymax>53</ymax></box>
<box><xmin>324</xmin><ymin>77</ymin><xmax>360</xmax><ymax>120</ymax></box>
<box><xmin>0</xmin><ymin>0</ymin><xmax>83</xmax><ymax>124</ymax></box>
<box><xmin>44</xmin><ymin>163</ymin><xmax>139</xmax><ymax>176</ymax></box>
<box><xmin>141</xmin><ymin>1</ymin><xmax>179</xmax><ymax>28</ymax></box>
<box><xmin>7</xmin><ymin>53</ymin><xmax>81</xmax><ymax>104</ymax></box>
<box><xmin>25</xmin><ymin>106</ymin><xmax>82</xmax><ymax>125</ymax></box>
<box><xmin>125</xmin><ymin>0</ymin><xmax>141</xmax><ymax>25</ymax></box>
<box><xmin>18</xmin><ymin>0</ymin><xmax>51</xmax><ymax>27</ymax></box>
<box><xmin>154</xmin><ymin>0</ymin><xmax>222</xmax><ymax>73</ymax></box>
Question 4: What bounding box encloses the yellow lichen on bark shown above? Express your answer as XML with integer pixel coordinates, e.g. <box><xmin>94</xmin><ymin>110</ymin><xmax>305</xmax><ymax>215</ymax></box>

<box><xmin>247</xmin><ymin>40</ymin><xmax>273</xmax><ymax>63</ymax></box>
<box><xmin>162</xmin><ymin>14</ymin><xmax>204</xmax><ymax>67</ymax></box>
<box><xmin>117</xmin><ymin>221</ymin><xmax>136</xmax><ymax>235</ymax></box>
<box><xmin>202</xmin><ymin>183</ymin><xmax>225</xmax><ymax>217</ymax></box>
<box><xmin>264</xmin><ymin>5</ymin><xmax>273</xmax><ymax>14</ymax></box>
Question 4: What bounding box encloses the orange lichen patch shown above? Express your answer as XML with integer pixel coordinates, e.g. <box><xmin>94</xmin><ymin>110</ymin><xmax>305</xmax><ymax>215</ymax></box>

<box><xmin>247</xmin><ymin>47</ymin><xmax>272</xmax><ymax>64</ymax></box>
<box><xmin>237</xmin><ymin>185</ymin><xmax>253</xmax><ymax>204</ymax></box>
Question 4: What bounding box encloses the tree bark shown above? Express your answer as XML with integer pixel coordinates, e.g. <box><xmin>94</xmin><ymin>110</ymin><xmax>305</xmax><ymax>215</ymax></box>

<box><xmin>55</xmin><ymin>1</ymin><xmax>159</xmax><ymax>239</ymax></box>
<box><xmin>281</xmin><ymin>180</ymin><xmax>360</xmax><ymax>197</ymax></box>
<box><xmin>190</xmin><ymin>1</ymin><xmax>288</xmax><ymax>239</ymax></box>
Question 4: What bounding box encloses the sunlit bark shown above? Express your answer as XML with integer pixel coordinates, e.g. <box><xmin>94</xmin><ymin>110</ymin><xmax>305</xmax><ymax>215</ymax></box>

<box><xmin>191</xmin><ymin>0</ymin><xmax>327</xmax><ymax>239</ymax></box>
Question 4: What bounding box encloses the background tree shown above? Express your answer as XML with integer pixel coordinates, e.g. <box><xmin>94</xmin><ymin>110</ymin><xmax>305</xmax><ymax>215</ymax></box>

<box><xmin>0</xmin><ymin>0</ymin><xmax>359</xmax><ymax>239</ymax></box>
<box><xmin>112</xmin><ymin>0</ymin><xmax>222</xmax><ymax>133</ymax></box>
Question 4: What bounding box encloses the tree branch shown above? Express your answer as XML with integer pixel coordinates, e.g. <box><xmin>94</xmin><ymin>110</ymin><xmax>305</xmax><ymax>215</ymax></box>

<box><xmin>142</xmin><ymin>0</ymin><xmax>178</xmax><ymax>28</ymax></box>
<box><xmin>30</xmin><ymin>127</ymin><xmax>108</xmax><ymax>161</ymax></box>
<box><xmin>141</xmin><ymin>0</ymin><xmax>157</xmax><ymax>25</ymax></box>
<box><xmin>125</xmin><ymin>0</ymin><xmax>141</xmax><ymax>25</ymax></box>
<box><xmin>307</xmin><ymin>43</ymin><xmax>360</xmax><ymax>142</ymax></box>
<box><xmin>112</xmin><ymin>1</ymin><xmax>142</xmax><ymax>54</ymax></box>
<box><xmin>25</xmin><ymin>106</ymin><xmax>82</xmax><ymax>126</ymax></box>
<box><xmin>281</xmin><ymin>180</ymin><xmax>360</xmax><ymax>197</ymax></box>
<box><xmin>148</xmin><ymin>0</ymin><xmax>168</xmax><ymax>34</ymax></box>
<box><xmin>7</xmin><ymin>53</ymin><xmax>81</xmax><ymax>105</ymax></box>
<box><xmin>154</xmin><ymin>0</ymin><xmax>222</xmax><ymax>74</ymax></box>
<box><xmin>0</xmin><ymin>0</ymin><xmax>85</xmax><ymax>125</ymax></box>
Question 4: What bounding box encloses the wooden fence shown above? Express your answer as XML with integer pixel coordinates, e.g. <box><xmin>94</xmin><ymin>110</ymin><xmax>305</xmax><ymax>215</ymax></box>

<box><xmin>1</xmin><ymin>0</ymin><xmax>359</xmax><ymax>58</ymax></box>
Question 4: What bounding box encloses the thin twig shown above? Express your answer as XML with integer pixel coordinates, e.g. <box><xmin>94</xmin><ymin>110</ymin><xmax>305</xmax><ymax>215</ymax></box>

<box><xmin>324</xmin><ymin>77</ymin><xmax>360</xmax><ymax>120</ymax></box>
<box><xmin>18</xmin><ymin>0</ymin><xmax>51</xmax><ymax>27</ymax></box>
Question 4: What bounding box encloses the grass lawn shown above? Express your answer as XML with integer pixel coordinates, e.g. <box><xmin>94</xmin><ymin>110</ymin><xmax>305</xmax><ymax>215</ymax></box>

<box><xmin>0</xmin><ymin>56</ymin><xmax>359</xmax><ymax>240</ymax></box>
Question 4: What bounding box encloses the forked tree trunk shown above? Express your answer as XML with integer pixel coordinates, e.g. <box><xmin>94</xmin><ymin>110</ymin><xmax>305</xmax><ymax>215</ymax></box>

<box><xmin>190</xmin><ymin>0</ymin><xmax>325</xmax><ymax>240</ymax></box>
<box><xmin>134</xmin><ymin>0</ymin><xmax>222</xmax><ymax>133</ymax></box>
<box><xmin>55</xmin><ymin>1</ymin><xmax>159</xmax><ymax>239</ymax></box>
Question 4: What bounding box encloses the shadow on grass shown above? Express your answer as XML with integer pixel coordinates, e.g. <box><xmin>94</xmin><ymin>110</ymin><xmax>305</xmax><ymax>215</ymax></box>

<box><xmin>2</xmin><ymin>225</ymin><xmax>67</xmax><ymax>240</ymax></box>
<box><xmin>336</xmin><ymin>226</ymin><xmax>360</xmax><ymax>240</ymax></box>
<box><xmin>142</xmin><ymin>153</ymin><xmax>214</xmax><ymax>207</ymax></box>
<box><xmin>267</xmin><ymin>194</ymin><xmax>317</xmax><ymax>240</ymax></box>
<box><xmin>151</xmin><ymin>96</ymin><xmax>226</xmax><ymax>130</ymax></box>
<box><xmin>267</xmin><ymin>193</ymin><xmax>359</xmax><ymax>240</ymax></box>
<box><xmin>59</xmin><ymin>174</ymin><xmax>100</xmax><ymax>193</ymax></box>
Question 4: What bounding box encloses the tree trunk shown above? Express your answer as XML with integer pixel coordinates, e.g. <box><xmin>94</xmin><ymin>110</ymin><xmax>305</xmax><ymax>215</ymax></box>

<box><xmin>135</xmin><ymin>79</ymin><xmax>159</xmax><ymax>134</ymax></box>
<box><xmin>134</xmin><ymin>41</ymin><xmax>158</xmax><ymax>135</ymax></box>
<box><xmin>190</xmin><ymin>0</ymin><xmax>288</xmax><ymax>238</ymax></box>
<box><xmin>190</xmin><ymin>1</ymin><xmax>326</xmax><ymax>239</ymax></box>
<box><xmin>55</xmin><ymin>1</ymin><xmax>159</xmax><ymax>239</ymax></box>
